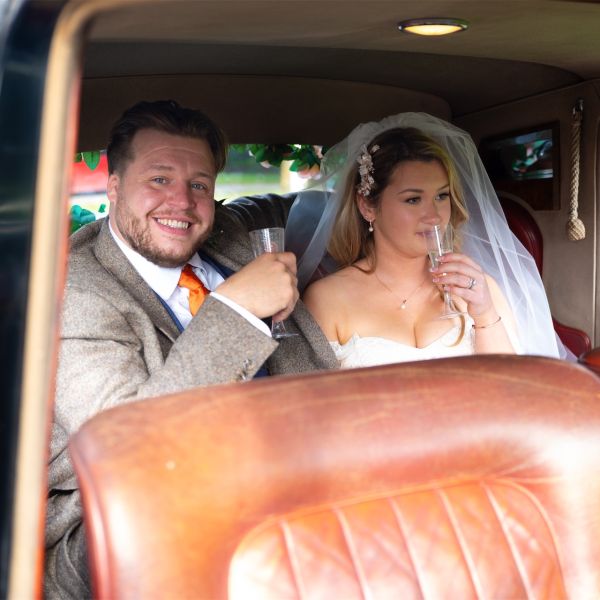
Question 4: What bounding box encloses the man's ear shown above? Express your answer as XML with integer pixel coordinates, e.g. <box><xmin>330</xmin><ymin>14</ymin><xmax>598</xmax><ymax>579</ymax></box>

<box><xmin>106</xmin><ymin>173</ymin><xmax>120</xmax><ymax>204</ymax></box>
<box><xmin>356</xmin><ymin>193</ymin><xmax>376</xmax><ymax>221</ymax></box>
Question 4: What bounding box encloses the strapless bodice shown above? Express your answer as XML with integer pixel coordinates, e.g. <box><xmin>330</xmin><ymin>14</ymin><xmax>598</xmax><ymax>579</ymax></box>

<box><xmin>330</xmin><ymin>319</ymin><xmax>475</xmax><ymax>369</ymax></box>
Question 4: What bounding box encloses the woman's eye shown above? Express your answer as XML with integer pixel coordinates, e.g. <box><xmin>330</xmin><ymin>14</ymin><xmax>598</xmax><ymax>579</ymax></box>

<box><xmin>436</xmin><ymin>192</ymin><xmax>451</xmax><ymax>201</ymax></box>
<box><xmin>405</xmin><ymin>196</ymin><xmax>420</xmax><ymax>204</ymax></box>
<box><xmin>152</xmin><ymin>177</ymin><xmax>167</xmax><ymax>184</ymax></box>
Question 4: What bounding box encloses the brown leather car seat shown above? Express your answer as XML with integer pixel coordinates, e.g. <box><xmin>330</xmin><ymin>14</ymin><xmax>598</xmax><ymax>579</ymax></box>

<box><xmin>498</xmin><ymin>193</ymin><xmax>591</xmax><ymax>357</ymax></box>
<box><xmin>70</xmin><ymin>355</ymin><xmax>600</xmax><ymax>599</ymax></box>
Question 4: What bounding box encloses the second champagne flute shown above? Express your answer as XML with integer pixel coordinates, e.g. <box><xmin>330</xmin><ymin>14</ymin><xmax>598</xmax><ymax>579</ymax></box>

<box><xmin>248</xmin><ymin>227</ymin><xmax>299</xmax><ymax>339</ymax></box>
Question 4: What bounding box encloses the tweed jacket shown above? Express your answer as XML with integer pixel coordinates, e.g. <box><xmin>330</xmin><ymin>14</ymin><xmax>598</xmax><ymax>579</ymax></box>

<box><xmin>45</xmin><ymin>202</ymin><xmax>337</xmax><ymax>598</ymax></box>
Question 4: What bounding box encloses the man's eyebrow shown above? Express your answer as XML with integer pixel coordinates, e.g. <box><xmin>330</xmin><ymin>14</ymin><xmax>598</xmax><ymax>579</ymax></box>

<box><xmin>143</xmin><ymin>164</ymin><xmax>214</xmax><ymax>178</ymax></box>
<box><xmin>143</xmin><ymin>163</ymin><xmax>174</xmax><ymax>172</ymax></box>
<box><xmin>193</xmin><ymin>170</ymin><xmax>215</xmax><ymax>179</ymax></box>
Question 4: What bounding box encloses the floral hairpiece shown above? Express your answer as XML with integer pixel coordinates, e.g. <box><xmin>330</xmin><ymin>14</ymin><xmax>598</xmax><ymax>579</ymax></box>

<box><xmin>356</xmin><ymin>143</ymin><xmax>380</xmax><ymax>196</ymax></box>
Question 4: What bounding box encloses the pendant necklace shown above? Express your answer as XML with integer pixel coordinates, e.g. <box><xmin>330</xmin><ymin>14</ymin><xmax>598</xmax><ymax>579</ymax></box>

<box><xmin>374</xmin><ymin>271</ymin><xmax>429</xmax><ymax>310</ymax></box>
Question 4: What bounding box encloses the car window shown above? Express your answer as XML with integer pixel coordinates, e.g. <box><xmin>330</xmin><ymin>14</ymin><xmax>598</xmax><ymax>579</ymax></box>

<box><xmin>69</xmin><ymin>144</ymin><xmax>324</xmax><ymax>231</ymax></box>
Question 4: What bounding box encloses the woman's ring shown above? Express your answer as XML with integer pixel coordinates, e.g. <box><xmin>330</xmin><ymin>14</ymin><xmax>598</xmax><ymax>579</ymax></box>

<box><xmin>467</xmin><ymin>277</ymin><xmax>476</xmax><ymax>290</ymax></box>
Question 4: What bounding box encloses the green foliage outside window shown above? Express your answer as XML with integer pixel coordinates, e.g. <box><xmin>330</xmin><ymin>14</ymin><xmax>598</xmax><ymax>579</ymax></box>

<box><xmin>74</xmin><ymin>150</ymin><xmax>102</xmax><ymax>170</ymax></box>
<box><xmin>233</xmin><ymin>144</ymin><xmax>323</xmax><ymax>178</ymax></box>
<box><xmin>70</xmin><ymin>203</ymin><xmax>106</xmax><ymax>234</ymax></box>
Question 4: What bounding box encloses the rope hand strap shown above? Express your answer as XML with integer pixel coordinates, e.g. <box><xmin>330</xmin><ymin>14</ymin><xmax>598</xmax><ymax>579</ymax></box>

<box><xmin>567</xmin><ymin>99</ymin><xmax>585</xmax><ymax>241</ymax></box>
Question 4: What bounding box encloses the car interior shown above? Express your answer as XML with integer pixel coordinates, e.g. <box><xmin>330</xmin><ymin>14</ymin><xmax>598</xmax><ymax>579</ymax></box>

<box><xmin>75</xmin><ymin>0</ymin><xmax>600</xmax><ymax>352</ymax></box>
<box><xmin>2</xmin><ymin>0</ymin><xmax>600</xmax><ymax>597</ymax></box>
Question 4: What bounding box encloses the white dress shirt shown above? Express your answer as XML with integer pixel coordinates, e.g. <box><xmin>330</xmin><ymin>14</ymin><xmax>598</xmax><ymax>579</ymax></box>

<box><xmin>109</xmin><ymin>222</ymin><xmax>270</xmax><ymax>335</ymax></box>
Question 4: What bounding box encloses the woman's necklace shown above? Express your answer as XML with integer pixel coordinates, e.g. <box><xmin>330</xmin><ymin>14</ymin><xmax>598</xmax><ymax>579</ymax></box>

<box><xmin>374</xmin><ymin>271</ymin><xmax>429</xmax><ymax>310</ymax></box>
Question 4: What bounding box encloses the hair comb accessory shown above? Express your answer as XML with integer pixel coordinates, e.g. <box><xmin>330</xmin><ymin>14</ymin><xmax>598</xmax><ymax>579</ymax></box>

<box><xmin>356</xmin><ymin>143</ymin><xmax>379</xmax><ymax>196</ymax></box>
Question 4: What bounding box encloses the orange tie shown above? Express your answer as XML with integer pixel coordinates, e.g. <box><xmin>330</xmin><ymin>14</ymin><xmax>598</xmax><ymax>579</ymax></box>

<box><xmin>178</xmin><ymin>264</ymin><xmax>210</xmax><ymax>316</ymax></box>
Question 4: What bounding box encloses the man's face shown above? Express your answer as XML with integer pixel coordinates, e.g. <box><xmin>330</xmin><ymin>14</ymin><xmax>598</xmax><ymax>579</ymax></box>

<box><xmin>107</xmin><ymin>129</ymin><xmax>217</xmax><ymax>267</ymax></box>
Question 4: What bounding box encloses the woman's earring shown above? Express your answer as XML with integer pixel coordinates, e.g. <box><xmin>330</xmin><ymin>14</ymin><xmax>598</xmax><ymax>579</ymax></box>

<box><xmin>368</xmin><ymin>219</ymin><xmax>374</xmax><ymax>233</ymax></box>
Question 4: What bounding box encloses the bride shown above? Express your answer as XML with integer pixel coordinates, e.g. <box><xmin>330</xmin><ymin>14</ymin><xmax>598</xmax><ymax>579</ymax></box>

<box><xmin>289</xmin><ymin>113</ymin><xmax>570</xmax><ymax>367</ymax></box>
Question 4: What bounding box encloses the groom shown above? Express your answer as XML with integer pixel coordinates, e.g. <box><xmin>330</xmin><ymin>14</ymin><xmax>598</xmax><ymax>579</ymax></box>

<box><xmin>45</xmin><ymin>100</ymin><xmax>337</xmax><ymax>598</ymax></box>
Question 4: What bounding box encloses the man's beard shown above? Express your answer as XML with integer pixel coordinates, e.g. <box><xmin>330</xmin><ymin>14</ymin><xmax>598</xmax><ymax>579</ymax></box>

<box><xmin>114</xmin><ymin>195</ymin><xmax>211</xmax><ymax>268</ymax></box>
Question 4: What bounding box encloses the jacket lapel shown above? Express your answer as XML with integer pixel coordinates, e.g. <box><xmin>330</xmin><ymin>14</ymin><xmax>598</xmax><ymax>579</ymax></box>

<box><xmin>93</xmin><ymin>219</ymin><xmax>181</xmax><ymax>343</ymax></box>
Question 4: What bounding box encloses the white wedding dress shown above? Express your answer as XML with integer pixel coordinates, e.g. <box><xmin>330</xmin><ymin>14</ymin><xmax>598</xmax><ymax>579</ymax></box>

<box><xmin>330</xmin><ymin>317</ymin><xmax>475</xmax><ymax>369</ymax></box>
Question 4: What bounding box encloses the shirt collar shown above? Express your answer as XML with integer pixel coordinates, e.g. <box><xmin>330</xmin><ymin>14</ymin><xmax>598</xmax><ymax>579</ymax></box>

<box><xmin>108</xmin><ymin>219</ymin><xmax>203</xmax><ymax>301</ymax></box>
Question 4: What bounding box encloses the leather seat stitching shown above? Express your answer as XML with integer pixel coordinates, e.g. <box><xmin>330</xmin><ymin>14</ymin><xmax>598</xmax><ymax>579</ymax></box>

<box><xmin>436</xmin><ymin>488</ymin><xmax>485</xmax><ymax>599</ymax></box>
<box><xmin>387</xmin><ymin>497</ymin><xmax>427</xmax><ymax>600</ymax></box>
<box><xmin>481</xmin><ymin>482</ymin><xmax>534</xmax><ymax>599</ymax></box>
<box><xmin>333</xmin><ymin>506</ymin><xmax>374</xmax><ymax>600</ymax></box>
<box><xmin>279</xmin><ymin>519</ymin><xmax>308</xmax><ymax>600</ymax></box>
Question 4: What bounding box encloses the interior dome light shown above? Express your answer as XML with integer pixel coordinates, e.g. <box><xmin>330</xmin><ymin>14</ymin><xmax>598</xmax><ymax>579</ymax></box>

<box><xmin>398</xmin><ymin>18</ymin><xmax>468</xmax><ymax>36</ymax></box>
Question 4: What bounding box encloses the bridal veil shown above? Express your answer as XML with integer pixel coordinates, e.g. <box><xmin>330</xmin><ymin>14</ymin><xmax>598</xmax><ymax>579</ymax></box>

<box><xmin>286</xmin><ymin>112</ymin><xmax>570</xmax><ymax>359</ymax></box>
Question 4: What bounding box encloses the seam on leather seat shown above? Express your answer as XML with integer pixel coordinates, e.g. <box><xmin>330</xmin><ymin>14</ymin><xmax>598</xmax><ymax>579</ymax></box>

<box><xmin>482</xmin><ymin>479</ymin><xmax>567</xmax><ymax>596</ymax></box>
<box><xmin>483</xmin><ymin>482</ymin><xmax>534</xmax><ymax>599</ymax></box>
<box><xmin>436</xmin><ymin>488</ymin><xmax>484</xmax><ymax>599</ymax></box>
<box><xmin>333</xmin><ymin>507</ymin><xmax>373</xmax><ymax>600</ymax></box>
<box><xmin>279</xmin><ymin>519</ymin><xmax>307</xmax><ymax>599</ymax></box>
<box><xmin>387</xmin><ymin>497</ymin><xmax>426</xmax><ymax>600</ymax></box>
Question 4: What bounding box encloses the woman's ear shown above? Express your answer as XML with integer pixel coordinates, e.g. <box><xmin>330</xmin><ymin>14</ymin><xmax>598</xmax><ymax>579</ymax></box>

<box><xmin>356</xmin><ymin>193</ymin><xmax>376</xmax><ymax>221</ymax></box>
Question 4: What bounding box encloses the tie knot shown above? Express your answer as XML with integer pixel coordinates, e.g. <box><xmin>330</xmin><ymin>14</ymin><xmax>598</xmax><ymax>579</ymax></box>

<box><xmin>178</xmin><ymin>264</ymin><xmax>209</xmax><ymax>316</ymax></box>
<box><xmin>178</xmin><ymin>264</ymin><xmax>202</xmax><ymax>290</ymax></box>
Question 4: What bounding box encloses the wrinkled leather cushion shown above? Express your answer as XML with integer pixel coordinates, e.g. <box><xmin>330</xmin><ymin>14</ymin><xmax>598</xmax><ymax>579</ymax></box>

<box><xmin>231</xmin><ymin>481</ymin><xmax>565</xmax><ymax>599</ymax></box>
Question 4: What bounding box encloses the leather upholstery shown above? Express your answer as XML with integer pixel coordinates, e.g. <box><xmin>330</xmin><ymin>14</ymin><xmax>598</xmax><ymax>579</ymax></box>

<box><xmin>500</xmin><ymin>194</ymin><xmax>544</xmax><ymax>273</ymax></box>
<box><xmin>70</xmin><ymin>355</ymin><xmax>600</xmax><ymax>599</ymax></box>
<box><xmin>498</xmin><ymin>194</ymin><xmax>591</xmax><ymax>356</ymax></box>
<box><xmin>580</xmin><ymin>347</ymin><xmax>600</xmax><ymax>376</ymax></box>
<box><xmin>229</xmin><ymin>481</ymin><xmax>567</xmax><ymax>599</ymax></box>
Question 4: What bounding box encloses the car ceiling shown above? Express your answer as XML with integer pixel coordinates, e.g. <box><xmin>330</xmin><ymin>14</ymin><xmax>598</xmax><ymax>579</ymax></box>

<box><xmin>55</xmin><ymin>0</ymin><xmax>600</xmax><ymax>147</ymax></box>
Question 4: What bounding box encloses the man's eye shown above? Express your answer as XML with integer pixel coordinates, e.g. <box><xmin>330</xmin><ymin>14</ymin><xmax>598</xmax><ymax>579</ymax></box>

<box><xmin>191</xmin><ymin>182</ymin><xmax>207</xmax><ymax>191</ymax></box>
<box><xmin>152</xmin><ymin>177</ymin><xmax>167</xmax><ymax>184</ymax></box>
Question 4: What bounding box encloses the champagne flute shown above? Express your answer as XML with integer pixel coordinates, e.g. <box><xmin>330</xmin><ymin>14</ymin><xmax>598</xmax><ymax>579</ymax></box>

<box><xmin>248</xmin><ymin>227</ymin><xmax>299</xmax><ymax>339</ymax></box>
<box><xmin>423</xmin><ymin>224</ymin><xmax>464</xmax><ymax>320</ymax></box>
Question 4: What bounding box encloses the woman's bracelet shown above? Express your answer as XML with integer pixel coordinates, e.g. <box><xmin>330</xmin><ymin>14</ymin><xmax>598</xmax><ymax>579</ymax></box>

<box><xmin>472</xmin><ymin>315</ymin><xmax>502</xmax><ymax>329</ymax></box>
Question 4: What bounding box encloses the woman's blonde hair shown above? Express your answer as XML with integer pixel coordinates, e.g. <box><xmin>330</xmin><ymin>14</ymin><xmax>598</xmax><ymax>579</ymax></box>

<box><xmin>328</xmin><ymin>127</ymin><xmax>469</xmax><ymax>270</ymax></box>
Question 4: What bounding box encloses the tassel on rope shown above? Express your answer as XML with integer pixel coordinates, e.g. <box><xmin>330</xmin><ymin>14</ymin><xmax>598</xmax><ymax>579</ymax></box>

<box><xmin>567</xmin><ymin>98</ymin><xmax>585</xmax><ymax>241</ymax></box>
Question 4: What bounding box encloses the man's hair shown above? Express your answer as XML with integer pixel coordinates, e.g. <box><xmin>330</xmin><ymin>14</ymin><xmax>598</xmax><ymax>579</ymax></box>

<box><xmin>106</xmin><ymin>100</ymin><xmax>228</xmax><ymax>175</ymax></box>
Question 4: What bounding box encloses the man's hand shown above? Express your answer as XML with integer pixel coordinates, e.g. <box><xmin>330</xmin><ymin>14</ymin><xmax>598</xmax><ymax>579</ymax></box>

<box><xmin>215</xmin><ymin>252</ymin><xmax>299</xmax><ymax>321</ymax></box>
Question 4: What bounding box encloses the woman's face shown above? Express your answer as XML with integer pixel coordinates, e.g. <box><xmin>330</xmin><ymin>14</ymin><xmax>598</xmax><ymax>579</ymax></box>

<box><xmin>358</xmin><ymin>159</ymin><xmax>452</xmax><ymax>259</ymax></box>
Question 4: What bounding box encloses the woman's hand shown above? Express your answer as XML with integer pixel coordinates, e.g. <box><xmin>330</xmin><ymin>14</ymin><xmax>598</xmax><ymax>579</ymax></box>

<box><xmin>431</xmin><ymin>252</ymin><xmax>498</xmax><ymax>321</ymax></box>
